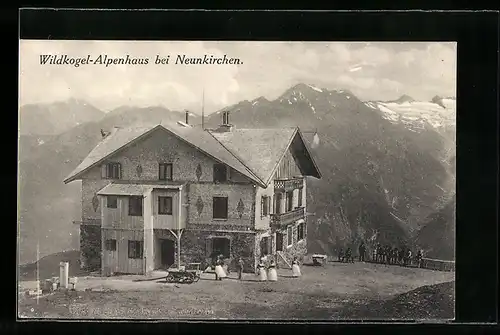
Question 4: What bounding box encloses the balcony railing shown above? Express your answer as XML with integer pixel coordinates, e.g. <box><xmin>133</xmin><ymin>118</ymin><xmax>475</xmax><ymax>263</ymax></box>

<box><xmin>274</xmin><ymin>177</ymin><xmax>303</xmax><ymax>192</ymax></box>
<box><xmin>270</xmin><ymin>207</ymin><xmax>305</xmax><ymax>228</ymax></box>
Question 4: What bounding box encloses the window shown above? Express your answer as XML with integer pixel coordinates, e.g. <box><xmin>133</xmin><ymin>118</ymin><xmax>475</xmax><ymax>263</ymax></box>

<box><xmin>213</xmin><ymin>163</ymin><xmax>227</xmax><ymax>183</ymax></box>
<box><xmin>297</xmin><ymin>222</ymin><xmax>306</xmax><ymax>241</ymax></box>
<box><xmin>102</xmin><ymin>162</ymin><xmax>121</xmax><ymax>179</ymax></box>
<box><xmin>128</xmin><ymin>196</ymin><xmax>143</xmax><ymax>216</ymax></box>
<box><xmin>158</xmin><ymin>196</ymin><xmax>173</xmax><ymax>215</ymax></box>
<box><xmin>159</xmin><ymin>163</ymin><xmax>173</xmax><ymax>181</ymax></box>
<box><xmin>105</xmin><ymin>239</ymin><xmax>116</xmax><ymax>251</ymax></box>
<box><xmin>298</xmin><ymin>188</ymin><xmax>303</xmax><ymax>207</ymax></box>
<box><xmin>128</xmin><ymin>240</ymin><xmax>143</xmax><ymax>259</ymax></box>
<box><xmin>261</xmin><ymin>196</ymin><xmax>271</xmax><ymax>217</ymax></box>
<box><xmin>212</xmin><ymin>237</ymin><xmax>230</xmax><ymax>258</ymax></box>
<box><xmin>286</xmin><ymin>191</ymin><xmax>294</xmax><ymax>212</ymax></box>
<box><xmin>275</xmin><ymin>193</ymin><xmax>282</xmax><ymax>214</ymax></box>
<box><xmin>287</xmin><ymin>225</ymin><xmax>293</xmax><ymax>246</ymax></box>
<box><xmin>213</xmin><ymin>197</ymin><xmax>228</xmax><ymax>219</ymax></box>
<box><xmin>107</xmin><ymin>196</ymin><xmax>118</xmax><ymax>208</ymax></box>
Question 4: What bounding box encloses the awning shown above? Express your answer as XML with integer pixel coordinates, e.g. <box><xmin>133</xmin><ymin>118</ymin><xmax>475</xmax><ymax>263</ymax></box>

<box><xmin>97</xmin><ymin>183</ymin><xmax>183</xmax><ymax>196</ymax></box>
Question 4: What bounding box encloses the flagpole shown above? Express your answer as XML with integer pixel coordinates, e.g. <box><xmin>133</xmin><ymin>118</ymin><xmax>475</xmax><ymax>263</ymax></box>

<box><xmin>201</xmin><ymin>89</ymin><xmax>205</xmax><ymax>130</ymax></box>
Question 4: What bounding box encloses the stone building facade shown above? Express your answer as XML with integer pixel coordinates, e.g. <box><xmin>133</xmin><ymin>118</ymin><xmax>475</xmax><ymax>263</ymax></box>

<box><xmin>64</xmin><ymin>114</ymin><xmax>321</xmax><ymax>275</ymax></box>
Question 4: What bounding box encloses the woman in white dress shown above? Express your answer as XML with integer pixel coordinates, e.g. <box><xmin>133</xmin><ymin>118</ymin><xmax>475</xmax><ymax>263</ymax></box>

<box><xmin>257</xmin><ymin>258</ymin><xmax>267</xmax><ymax>281</ymax></box>
<box><xmin>292</xmin><ymin>256</ymin><xmax>301</xmax><ymax>278</ymax></box>
<box><xmin>214</xmin><ymin>255</ymin><xmax>227</xmax><ymax>281</ymax></box>
<box><xmin>267</xmin><ymin>260</ymin><xmax>278</xmax><ymax>282</ymax></box>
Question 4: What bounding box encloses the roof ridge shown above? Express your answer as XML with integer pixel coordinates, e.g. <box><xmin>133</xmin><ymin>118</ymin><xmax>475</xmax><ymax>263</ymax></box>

<box><xmin>263</xmin><ymin>127</ymin><xmax>299</xmax><ymax>186</ymax></box>
<box><xmin>206</xmin><ymin>130</ymin><xmax>267</xmax><ymax>186</ymax></box>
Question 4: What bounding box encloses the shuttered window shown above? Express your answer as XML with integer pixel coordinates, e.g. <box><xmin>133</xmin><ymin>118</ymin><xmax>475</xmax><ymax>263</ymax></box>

<box><xmin>107</xmin><ymin>196</ymin><xmax>118</xmax><ymax>208</ymax></box>
<box><xmin>101</xmin><ymin>162</ymin><xmax>121</xmax><ymax>179</ymax></box>
<box><xmin>286</xmin><ymin>191</ymin><xmax>294</xmax><ymax>212</ymax></box>
<box><xmin>128</xmin><ymin>196</ymin><xmax>143</xmax><ymax>216</ymax></box>
<box><xmin>128</xmin><ymin>240</ymin><xmax>143</xmax><ymax>259</ymax></box>
<box><xmin>287</xmin><ymin>225</ymin><xmax>293</xmax><ymax>246</ymax></box>
<box><xmin>105</xmin><ymin>239</ymin><xmax>116</xmax><ymax>251</ymax></box>
<box><xmin>275</xmin><ymin>193</ymin><xmax>282</xmax><ymax>214</ymax></box>
<box><xmin>213</xmin><ymin>164</ymin><xmax>227</xmax><ymax>183</ymax></box>
<box><xmin>159</xmin><ymin>163</ymin><xmax>173</xmax><ymax>181</ymax></box>
<box><xmin>213</xmin><ymin>197</ymin><xmax>228</xmax><ymax>219</ymax></box>
<box><xmin>297</xmin><ymin>222</ymin><xmax>306</xmax><ymax>241</ymax></box>
<box><xmin>158</xmin><ymin>196</ymin><xmax>173</xmax><ymax>215</ymax></box>
<box><xmin>261</xmin><ymin>196</ymin><xmax>271</xmax><ymax>217</ymax></box>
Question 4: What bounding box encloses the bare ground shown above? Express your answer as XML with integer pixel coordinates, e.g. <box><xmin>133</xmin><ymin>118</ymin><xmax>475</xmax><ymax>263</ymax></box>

<box><xmin>18</xmin><ymin>261</ymin><xmax>455</xmax><ymax>321</ymax></box>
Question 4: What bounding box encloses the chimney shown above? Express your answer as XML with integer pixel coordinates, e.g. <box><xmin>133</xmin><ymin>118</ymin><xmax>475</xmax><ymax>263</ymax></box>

<box><xmin>217</xmin><ymin>111</ymin><xmax>234</xmax><ymax>132</ymax></box>
<box><xmin>185</xmin><ymin>110</ymin><xmax>189</xmax><ymax>125</ymax></box>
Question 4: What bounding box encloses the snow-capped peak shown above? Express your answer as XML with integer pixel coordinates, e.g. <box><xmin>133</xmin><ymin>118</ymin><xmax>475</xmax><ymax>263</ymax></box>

<box><xmin>365</xmin><ymin>95</ymin><xmax>456</xmax><ymax>133</ymax></box>
<box><xmin>306</xmin><ymin>84</ymin><xmax>323</xmax><ymax>93</ymax></box>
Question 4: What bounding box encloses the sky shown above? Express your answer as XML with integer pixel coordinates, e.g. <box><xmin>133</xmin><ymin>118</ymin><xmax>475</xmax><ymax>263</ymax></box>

<box><xmin>19</xmin><ymin>41</ymin><xmax>456</xmax><ymax>115</ymax></box>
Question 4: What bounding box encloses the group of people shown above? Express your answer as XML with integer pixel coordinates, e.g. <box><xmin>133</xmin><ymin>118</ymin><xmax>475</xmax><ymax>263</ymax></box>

<box><xmin>337</xmin><ymin>242</ymin><xmax>425</xmax><ymax>268</ymax></box>
<box><xmin>372</xmin><ymin>243</ymin><xmax>424</xmax><ymax>267</ymax></box>
<box><xmin>211</xmin><ymin>254</ymin><xmax>302</xmax><ymax>282</ymax></box>
<box><xmin>256</xmin><ymin>256</ymin><xmax>302</xmax><ymax>282</ymax></box>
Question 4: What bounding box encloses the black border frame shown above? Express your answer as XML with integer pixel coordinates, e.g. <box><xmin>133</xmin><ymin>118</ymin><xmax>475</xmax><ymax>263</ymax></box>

<box><xmin>11</xmin><ymin>8</ymin><xmax>499</xmax><ymax>333</ymax></box>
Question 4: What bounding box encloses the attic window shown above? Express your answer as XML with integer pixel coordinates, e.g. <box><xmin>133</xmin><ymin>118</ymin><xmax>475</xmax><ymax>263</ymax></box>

<box><xmin>159</xmin><ymin>163</ymin><xmax>173</xmax><ymax>181</ymax></box>
<box><xmin>213</xmin><ymin>163</ymin><xmax>227</xmax><ymax>183</ymax></box>
<box><xmin>102</xmin><ymin>162</ymin><xmax>121</xmax><ymax>179</ymax></box>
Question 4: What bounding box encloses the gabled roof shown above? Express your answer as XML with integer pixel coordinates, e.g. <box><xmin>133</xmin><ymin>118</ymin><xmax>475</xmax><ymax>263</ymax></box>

<box><xmin>64</xmin><ymin>121</ymin><xmax>264</xmax><ymax>187</ymax></box>
<box><xmin>64</xmin><ymin>121</ymin><xmax>321</xmax><ymax>187</ymax></box>
<box><xmin>209</xmin><ymin>128</ymin><xmax>298</xmax><ymax>185</ymax></box>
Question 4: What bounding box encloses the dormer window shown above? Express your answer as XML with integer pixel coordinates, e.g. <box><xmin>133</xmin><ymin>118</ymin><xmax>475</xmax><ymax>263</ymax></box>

<box><xmin>213</xmin><ymin>163</ymin><xmax>227</xmax><ymax>183</ymax></box>
<box><xmin>102</xmin><ymin>162</ymin><xmax>121</xmax><ymax>179</ymax></box>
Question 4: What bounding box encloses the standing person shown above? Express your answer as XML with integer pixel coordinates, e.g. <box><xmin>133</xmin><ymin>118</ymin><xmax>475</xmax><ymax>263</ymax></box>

<box><xmin>406</xmin><ymin>249</ymin><xmax>412</xmax><ymax>267</ymax></box>
<box><xmin>416</xmin><ymin>249</ymin><xmax>424</xmax><ymax>268</ymax></box>
<box><xmin>338</xmin><ymin>248</ymin><xmax>344</xmax><ymax>262</ymax></box>
<box><xmin>214</xmin><ymin>255</ymin><xmax>227</xmax><ymax>281</ymax></box>
<box><xmin>268</xmin><ymin>260</ymin><xmax>278</xmax><ymax>282</ymax></box>
<box><xmin>291</xmin><ymin>256</ymin><xmax>302</xmax><ymax>277</ymax></box>
<box><xmin>358</xmin><ymin>242</ymin><xmax>366</xmax><ymax>262</ymax></box>
<box><xmin>345</xmin><ymin>247</ymin><xmax>353</xmax><ymax>263</ymax></box>
<box><xmin>376</xmin><ymin>243</ymin><xmax>382</xmax><ymax>263</ymax></box>
<box><xmin>237</xmin><ymin>257</ymin><xmax>245</xmax><ymax>280</ymax></box>
<box><xmin>257</xmin><ymin>257</ymin><xmax>267</xmax><ymax>281</ymax></box>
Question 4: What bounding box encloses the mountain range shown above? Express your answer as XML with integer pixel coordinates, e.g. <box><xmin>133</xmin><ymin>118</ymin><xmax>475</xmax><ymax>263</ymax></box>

<box><xmin>17</xmin><ymin>83</ymin><xmax>456</xmax><ymax>264</ymax></box>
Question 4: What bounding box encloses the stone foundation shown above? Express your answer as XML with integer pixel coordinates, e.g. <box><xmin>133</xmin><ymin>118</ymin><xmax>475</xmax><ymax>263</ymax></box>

<box><xmin>80</xmin><ymin>225</ymin><xmax>101</xmax><ymax>272</ymax></box>
<box><xmin>180</xmin><ymin>230</ymin><xmax>256</xmax><ymax>273</ymax></box>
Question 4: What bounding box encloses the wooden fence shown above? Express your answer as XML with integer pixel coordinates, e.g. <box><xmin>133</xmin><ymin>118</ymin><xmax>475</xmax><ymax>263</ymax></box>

<box><xmin>421</xmin><ymin>257</ymin><xmax>455</xmax><ymax>272</ymax></box>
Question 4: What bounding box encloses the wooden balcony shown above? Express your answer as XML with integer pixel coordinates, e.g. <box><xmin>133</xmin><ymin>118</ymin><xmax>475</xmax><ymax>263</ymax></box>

<box><xmin>270</xmin><ymin>207</ymin><xmax>305</xmax><ymax>228</ymax></box>
<box><xmin>274</xmin><ymin>177</ymin><xmax>303</xmax><ymax>192</ymax></box>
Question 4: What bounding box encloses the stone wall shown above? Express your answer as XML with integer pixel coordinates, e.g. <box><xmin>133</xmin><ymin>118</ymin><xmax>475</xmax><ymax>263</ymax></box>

<box><xmin>80</xmin><ymin>225</ymin><xmax>101</xmax><ymax>271</ymax></box>
<box><xmin>187</xmin><ymin>183</ymin><xmax>255</xmax><ymax>229</ymax></box>
<box><xmin>180</xmin><ymin>230</ymin><xmax>256</xmax><ymax>273</ymax></box>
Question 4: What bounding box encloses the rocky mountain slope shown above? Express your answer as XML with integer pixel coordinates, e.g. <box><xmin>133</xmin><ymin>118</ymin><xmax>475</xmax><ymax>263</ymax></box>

<box><xmin>18</xmin><ymin>84</ymin><xmax>455</xmax><ymax>263</ymax></box>
<box><xmin>415</xmin><ymin>195</ymin><xmax>456</xmax><ymax>260</ymax></box>
<box><xmin>205</xmin><ymin>84</ymin><xmax>454</xmax><ymax>254</ymax></box>
<box><xmin>19</xmin><ymin>99</ymin><xmax>105</xmax><ymax>136</ymax></box>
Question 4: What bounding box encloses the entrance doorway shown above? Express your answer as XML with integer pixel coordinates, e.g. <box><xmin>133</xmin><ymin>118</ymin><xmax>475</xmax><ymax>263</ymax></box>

<box><xmin>260</xmin><ymin>236</ymin><xmax>271</xmax><ymax>256</ymax></box>
<box><xmin>160</xmin><ymin>239</ymin><xmax>175</xmax><ymax>269</ymax></box>
<box><xmin>276</xmin><ymin>232</ymin><xmax>284</xmax><ymax>252</ymax></box>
